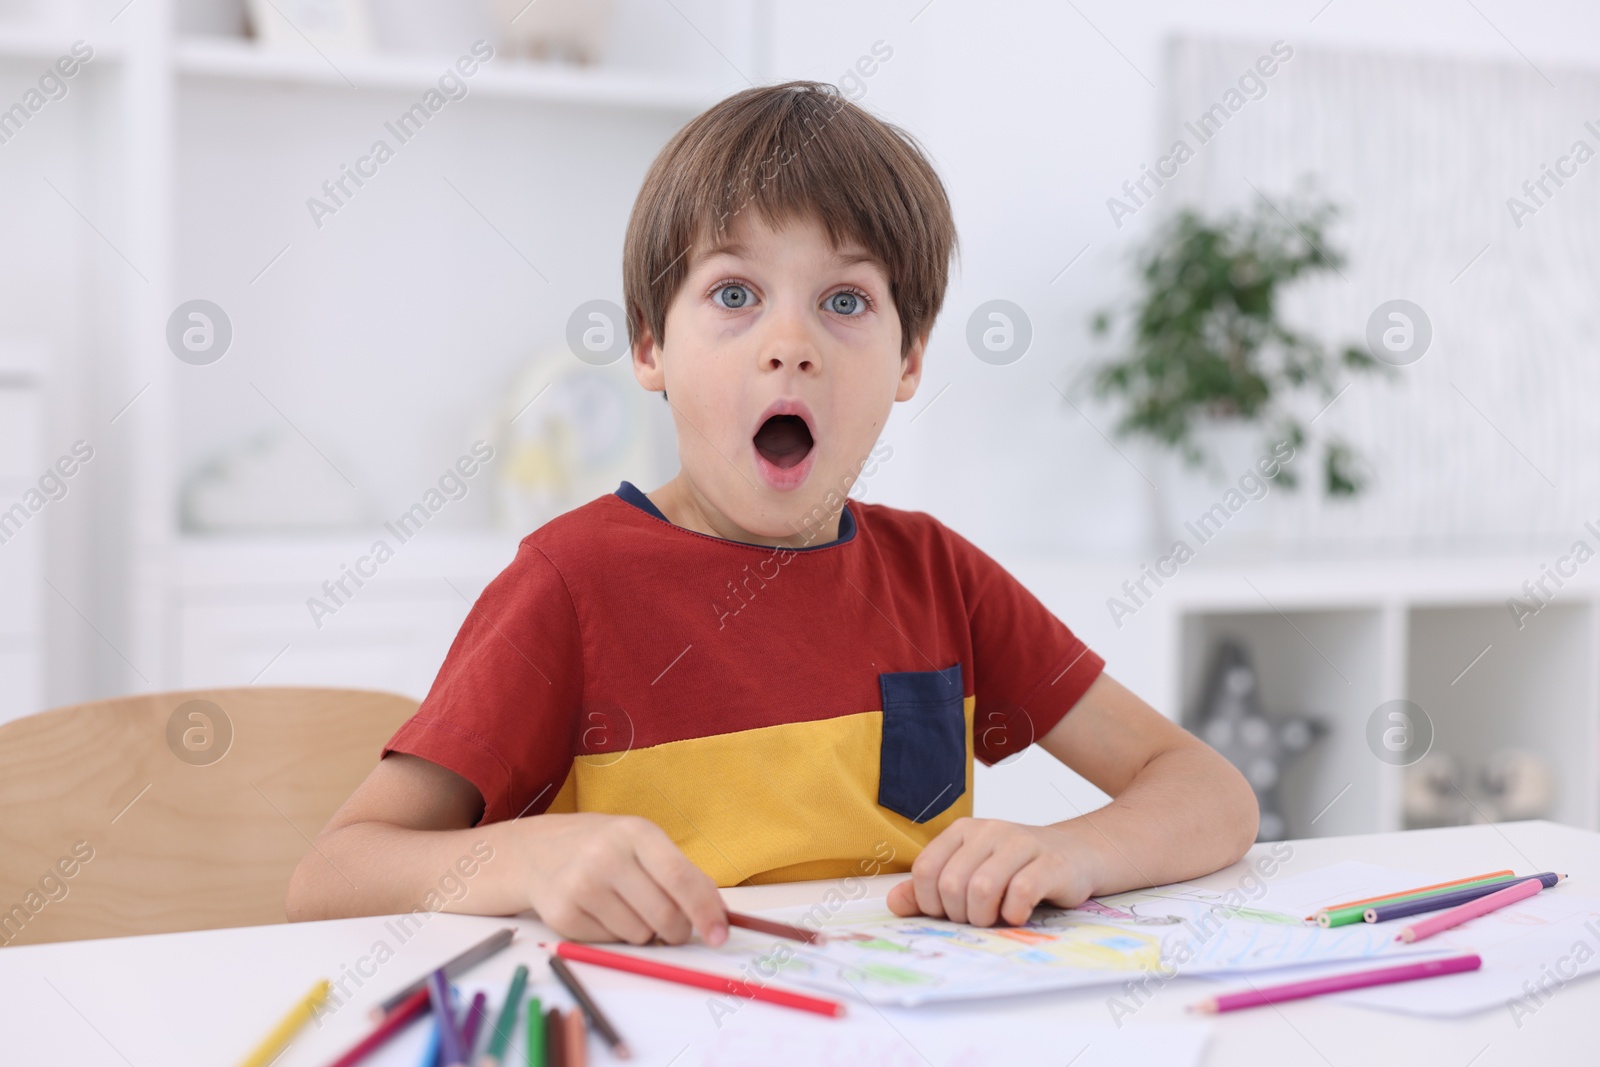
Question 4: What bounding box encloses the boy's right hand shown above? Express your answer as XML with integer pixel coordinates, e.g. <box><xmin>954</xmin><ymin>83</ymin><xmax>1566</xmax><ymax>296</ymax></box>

<box><xmin>521</xmin><ymin>812</ymin><xmax>729</xmax><ymax>947</ymax></box>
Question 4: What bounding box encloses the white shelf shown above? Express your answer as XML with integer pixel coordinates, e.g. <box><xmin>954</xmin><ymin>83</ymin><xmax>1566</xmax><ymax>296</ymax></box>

<box><xmin>0</xmin><ymin>24</ymin><xmax>122</xmax><ymax>63</ymax></box>
<box><xmin>174</xmin><ymin>36</ymin><xmax>720</xmax><ymax>111</ymax></box>
<box><xmin>175</xmin><ymin>531</ymin><xmax>521</xmax><ymax>593</ymax></box>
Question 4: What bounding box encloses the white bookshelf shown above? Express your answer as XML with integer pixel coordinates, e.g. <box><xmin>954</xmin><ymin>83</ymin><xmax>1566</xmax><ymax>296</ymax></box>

<box><xmin>0</xmin><ymin>1</ymin><xmax>755</xmax><ymax>720</ymax></box>
<box><xmin>992</xmin><ymin>556</ymin><xmax>1600</xmax><ymax>840</ymax></box>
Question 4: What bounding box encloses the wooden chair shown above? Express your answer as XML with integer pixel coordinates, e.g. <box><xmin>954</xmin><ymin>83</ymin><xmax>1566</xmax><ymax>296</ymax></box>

<box><xmin>0</xmin><ymin>687</ymin><xmax>417</xmax><ymax>948</ymax></box>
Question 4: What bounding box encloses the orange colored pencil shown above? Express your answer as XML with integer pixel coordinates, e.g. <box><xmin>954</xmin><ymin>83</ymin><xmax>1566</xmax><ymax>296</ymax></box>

<box><xmin>1305</xmin><ymin>870</ymin><xmax>1514</xmax><ymax>921</ymax></box>
<box><xmin>564</xmin><ymin>1006</ymin><xmax>587</xmax><ymax>1067</ymax></box>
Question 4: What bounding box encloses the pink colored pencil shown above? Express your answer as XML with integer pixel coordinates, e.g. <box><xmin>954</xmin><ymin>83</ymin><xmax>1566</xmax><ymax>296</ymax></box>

<box><xmin>1397</xmin><ymin>877</ymin><xmax>1547</xmax><ymax>943</ymax></box>
<box><xmin>1191</xmin><ymin>954</ymin><xmax>1482</xmax><ymax>1013</ymax></box>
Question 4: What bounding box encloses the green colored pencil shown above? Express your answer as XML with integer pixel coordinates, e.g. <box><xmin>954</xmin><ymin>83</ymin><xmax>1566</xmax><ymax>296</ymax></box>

<box><xmin>479</xmin><ymin>964</ymin><xmax>529</xmax><ymax>1067</ymax></box>
<box><xmin>525</xmin><ymin>996</ymin><xmax>544</xmax><ymax>1067</ymax></box>
<box><xmin>1317</xmin><ymin>874</ymin><xmax>1517</xmax><ymax>927</ymax></box>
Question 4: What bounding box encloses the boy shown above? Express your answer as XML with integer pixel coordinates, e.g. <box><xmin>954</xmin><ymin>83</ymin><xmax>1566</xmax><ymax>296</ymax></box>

<box><xmin>286</xmin><ymin>81</ymin><xmax>1257</xmax><ymax>946</ymax></box>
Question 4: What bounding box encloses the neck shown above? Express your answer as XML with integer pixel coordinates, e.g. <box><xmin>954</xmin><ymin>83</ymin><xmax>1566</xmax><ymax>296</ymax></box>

<box><xmin>645</xmin><ymin>473</ymin><xmax>843</xmax><ymax>549</ymax></box>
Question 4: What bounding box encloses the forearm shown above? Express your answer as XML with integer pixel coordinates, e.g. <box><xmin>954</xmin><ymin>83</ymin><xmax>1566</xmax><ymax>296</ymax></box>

<box><xmin>1053</xmin><ymin>744</ymin><xmax>1258</xmax><ymax>897</ymax></box>
<box><xmin>285</xmin><ymin>818</ymin><xmax>530</xmax><ymax>922</ymax></box>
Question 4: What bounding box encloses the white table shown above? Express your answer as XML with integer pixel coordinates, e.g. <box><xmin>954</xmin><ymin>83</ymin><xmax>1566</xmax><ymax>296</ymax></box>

<box><xmin>3</xmin><ymin>821</ymin><xmax>1596</xmax><ymax>1066</ymax></box>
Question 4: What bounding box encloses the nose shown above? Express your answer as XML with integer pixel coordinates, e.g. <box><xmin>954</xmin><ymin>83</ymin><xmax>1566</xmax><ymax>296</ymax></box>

<box><xmin>758</xmin><ymin>302</ymin><xmax>821</xmax><ymax>376</ymax></box>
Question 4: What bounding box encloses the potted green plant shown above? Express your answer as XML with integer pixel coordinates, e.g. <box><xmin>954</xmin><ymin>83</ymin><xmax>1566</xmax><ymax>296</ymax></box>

<box><xmin>1087</xmin><ymin>196</ymin><xmax>1389</xmax><ymax>533</ymax></box>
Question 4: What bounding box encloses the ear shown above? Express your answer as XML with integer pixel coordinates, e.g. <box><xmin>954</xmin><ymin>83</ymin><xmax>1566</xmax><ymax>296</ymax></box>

<box><xmin>632</xmin><ymin>324</ymin><xmax>665</xmax><ymax>393</ymax></box>
<box><xmin>894</xmin><ymin>332</ymin><xmax>928</xmax><ymax>402</ymax></box>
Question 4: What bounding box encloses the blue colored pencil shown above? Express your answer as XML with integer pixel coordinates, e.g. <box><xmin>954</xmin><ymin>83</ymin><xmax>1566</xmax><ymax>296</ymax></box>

<box><xmin>418</xmin><ymin>1018</ymin><xmax>442</xmax><ymax>1067</ymax></box>
<box><xmin>428</xmin><ymin>968</ymin><xmax>467</xmax><ymax>1067</ymax></box>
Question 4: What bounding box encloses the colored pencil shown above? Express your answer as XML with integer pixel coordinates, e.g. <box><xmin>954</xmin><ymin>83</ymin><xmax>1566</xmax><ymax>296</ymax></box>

<box><xmin>1307</xmin><ymin>869</ymin><xmax>1514</xmax><ymax>921</ymax></box>
<box><xmin>1366</xmin><ymin>873</ymin><xmax>1563</xmax><ymax>923</ymax></box>
<box><xmin>1399</xmin><ymin>877</ymin><xmax>1549</xmax><ymax>942</ymax></box>
<box><xmin>551</xmin><ymin>941</ymin><xmax>847</xmax><ymax>1018</ymax></box>
<box><xmin>1317</xmin><ymin>873</ymin><xmax>1518</xmax><ymax>927</ymax></box>
<box><xmin>325</xmin><ymin>987</ymin><xmax>431</xmax><ymax>1067</ymax></box>
<box><xmin>564</xmin><ymin>1006</ymin><xmax>587</xmax><ymax>1067</ymax></box>
<box><xmin>429</xmin><ymin>969</ymin><xmax>466</xmax><ymax>1067</ymax></box>
<box><xmin>375</xmin><ymin>929</ymin><xmax>518</xmax><ymax>1017</ymax></box>
<box><xmin>548</xmin><ymin>955</ymin><xmax>632</xmax><ymax>1060</ymax></box>
<box><xmin>480</xmin><ymin>964</ymin><xmax>530</xmax><ymax>1067</ymax></box>
<box><xmin>236</xmin><ymin>978</ymin><xmax>330</xmax><ymax>1067</ymax></box>
<box><xmin>459</xmin><ymin>991</ymin><xmax>488</xmax><ymax>1062</ymax></box>
<box><xmin>1192</xmin><ymin>954</ymin><xmax>1483</xmax><ymax>1013</ymax></box>
<box><xmin>417</xmin><ymin>1019</ymin><xmax>442</xmax><ymax>1067</ymax></box>
<box><xmin>727</xmin><ymin>910</ymin><xmax>828</xmax><ymax>945</ymax></box>
<box><xmin>524</xmin><ymin>996</ymin><xmax>544</xmax><ymax>1067</ymax></box>
<box><xmin>545</xmin><ymin>1007</ymin><xmax>564</xmax><ymax>1067</ymax></box>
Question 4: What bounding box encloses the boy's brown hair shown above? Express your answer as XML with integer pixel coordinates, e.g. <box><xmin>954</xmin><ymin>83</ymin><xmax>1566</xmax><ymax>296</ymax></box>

<box><xmin>624</xmin><ymin>80</ymin><xmax>957</xmax><ymax>357</ymax></box>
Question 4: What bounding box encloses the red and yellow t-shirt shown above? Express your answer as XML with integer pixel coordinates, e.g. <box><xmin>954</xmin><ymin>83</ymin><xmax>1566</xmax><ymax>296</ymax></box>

<box><xmin>384</xmin><ymin>483</ymin><xmax>1104</xmax><ymax>886</ymax></box>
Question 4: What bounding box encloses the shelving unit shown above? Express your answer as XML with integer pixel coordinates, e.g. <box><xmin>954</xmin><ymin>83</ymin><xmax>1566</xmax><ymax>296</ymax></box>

<box><xmin>0</xmin><ymin>1</ymin><xmax>755</xmax><ymax>717</ymax></box>
<box><xmin>996</xmin><ymin>556</ymin><xmax>1600</xmax><ymax>840</ymax></box>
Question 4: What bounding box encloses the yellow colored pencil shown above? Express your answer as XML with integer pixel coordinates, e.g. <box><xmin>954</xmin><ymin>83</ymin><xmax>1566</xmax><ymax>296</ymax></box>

<box><xmin>237</xmin><ymin>979</ymin><xmax>331</xmax><ymax>1067</ymax></box>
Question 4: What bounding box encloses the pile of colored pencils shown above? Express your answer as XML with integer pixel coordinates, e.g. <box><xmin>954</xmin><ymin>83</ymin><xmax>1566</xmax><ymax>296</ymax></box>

<box><xmin>1192</xmin><ymin>867</ymin><xmax>1570</xmax><ymax>1014</ymax></box>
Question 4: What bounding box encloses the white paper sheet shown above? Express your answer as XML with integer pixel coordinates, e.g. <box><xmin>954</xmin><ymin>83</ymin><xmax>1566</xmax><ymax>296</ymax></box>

<box><xmin>1332</xmin><ymin>891</ymin><xmax>1600</xmax><ymax>1017</ymax></box>
<box><xmin>1251</xmin><ymin>860</ymin><xmax>1440</xmax><ymax>919</ymax></box>
<box><xmin>1180</xmin><ymin>862</ymin><xmax>1600</xmax><ymax>1018</ymax></box>
<box><xmin>653</xmin><ymin>890</ymin><xmax>1434</xmax><ymax>1006</ymax></box>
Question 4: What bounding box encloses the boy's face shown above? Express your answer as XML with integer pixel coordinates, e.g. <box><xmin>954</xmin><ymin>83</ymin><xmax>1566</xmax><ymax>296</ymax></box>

<box><xmin>633</xmin><ymin>212</ymin><xmax>925</xmax><ymax>545</ymax></box>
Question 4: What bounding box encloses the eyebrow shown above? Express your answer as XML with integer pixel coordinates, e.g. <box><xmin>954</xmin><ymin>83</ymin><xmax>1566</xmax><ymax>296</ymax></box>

<box><xmin>692</xmin><ymin>240</ymin><xmax>881</xmax><ymax>271</ymax></box>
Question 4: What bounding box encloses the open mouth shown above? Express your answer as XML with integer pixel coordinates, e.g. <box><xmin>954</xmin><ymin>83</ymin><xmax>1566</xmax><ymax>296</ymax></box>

<box><xmin>753</xmin><ymin>414</ymin><xmax>814</xmax><ymax>470</ymax></box>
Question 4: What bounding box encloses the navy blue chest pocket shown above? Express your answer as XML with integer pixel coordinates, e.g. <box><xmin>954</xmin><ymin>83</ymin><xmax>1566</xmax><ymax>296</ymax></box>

<box><xmin>877</xmin><ymin>664</ymin><xmax>967</xmax><ymax>823</ymax></box>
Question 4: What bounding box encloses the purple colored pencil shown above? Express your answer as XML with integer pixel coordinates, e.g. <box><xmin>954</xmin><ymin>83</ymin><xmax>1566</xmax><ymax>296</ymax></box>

<box><xmin>1364</xmin><ymin>873</ymin><xmax>1562</xmax><ymax>923</ymax></box>
<box><xmin>427</xmin><ymin>969</ymin><xmax>466</xmax><ymax>1067</ymax></box>
<box><xmin>1193</xmin><ymin>954</ymin><xmax>1483</xmax><ymax>1013</ymax></box>
<box><xmin>460</xmin><ymin>991</ymin><xmax>489</xmax><ymax>1060</ymax></box>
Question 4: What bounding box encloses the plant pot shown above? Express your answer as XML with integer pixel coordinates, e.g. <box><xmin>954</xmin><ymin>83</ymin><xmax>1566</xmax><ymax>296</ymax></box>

<box><xmin>1146</xmin><ymin>418</ymin><xmax>1290</xmax><ymax>561</ymax></box>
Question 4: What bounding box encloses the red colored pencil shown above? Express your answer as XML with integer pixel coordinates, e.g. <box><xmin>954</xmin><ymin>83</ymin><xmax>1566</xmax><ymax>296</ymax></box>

<box><xmin>324</xmin><ymin>988</ymin><xmax>430</xmax><ymax>1067</ymax></box>
<box><xmin>550</xmin><ymin>942</ymin><xmax>847</xmax><ymax>1018</ymax></box>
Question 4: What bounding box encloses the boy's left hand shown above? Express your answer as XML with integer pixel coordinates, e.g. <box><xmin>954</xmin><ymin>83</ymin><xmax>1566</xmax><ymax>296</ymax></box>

<box><xmin>884</xmin><ymin>817</ymin><xmax>1097</xmax><ymax>927</ymax></box>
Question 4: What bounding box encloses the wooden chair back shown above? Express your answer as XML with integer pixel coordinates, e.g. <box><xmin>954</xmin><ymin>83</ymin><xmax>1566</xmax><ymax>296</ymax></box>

<box><xmin>0</xmin><ymin>687</ymin><xmax>416</xmax><ymax>947</ymax></box>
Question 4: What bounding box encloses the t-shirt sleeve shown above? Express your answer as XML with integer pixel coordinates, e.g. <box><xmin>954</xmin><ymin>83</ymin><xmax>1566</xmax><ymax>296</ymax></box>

<box><xmin>947</xmin><ymin>528</ymin><xmax>1106</xmax><ymax>766</ymax></box>
<box><xmin>383</xmin><ymin>541</ymin><xmax>582</xmax><ymax>825</ymax></box>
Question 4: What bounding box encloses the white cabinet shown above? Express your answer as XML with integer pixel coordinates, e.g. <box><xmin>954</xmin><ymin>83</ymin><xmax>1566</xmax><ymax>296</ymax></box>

<box><xmin>983</xmin><ymin>557</ymin><xmax>1600</xmax><ymax>839</ymax></box>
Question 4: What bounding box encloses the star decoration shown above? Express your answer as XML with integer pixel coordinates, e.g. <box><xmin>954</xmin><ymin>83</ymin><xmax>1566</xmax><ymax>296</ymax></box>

<box><xmin>1194</xmin><ymin>640</ymin><xmax>1326</xmax><ymax>841</ymax></box>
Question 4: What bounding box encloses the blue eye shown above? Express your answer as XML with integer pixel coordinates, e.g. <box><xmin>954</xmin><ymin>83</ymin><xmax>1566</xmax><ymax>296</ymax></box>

<box><xmin>714</xmin><ymin>283</ymin><xmax>752</xmax><ymax>309</ymax></box>
<box><xmin>828</xmin><ymin>290</ymin><xmax>864</xmax><ymax>315</ymax></box>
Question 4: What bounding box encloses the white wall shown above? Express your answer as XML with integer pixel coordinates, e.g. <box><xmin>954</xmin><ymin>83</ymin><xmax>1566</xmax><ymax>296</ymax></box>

<box><xmin>764</xmin><ymin>0</ymin><xmax>1600</xmax><ymax>561</ymax></box>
